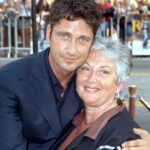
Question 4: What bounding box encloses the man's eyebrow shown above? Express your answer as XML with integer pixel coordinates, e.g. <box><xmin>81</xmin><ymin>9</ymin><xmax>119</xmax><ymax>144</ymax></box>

<box><xmin>79</xmin><ymin>35</ymin><xmax>91</xmax><ymax>40</ymax></box>
<box><xmin>56</xmin><ymin>31</ymin><xmax>71</xmax><ymax>35</ymax></box>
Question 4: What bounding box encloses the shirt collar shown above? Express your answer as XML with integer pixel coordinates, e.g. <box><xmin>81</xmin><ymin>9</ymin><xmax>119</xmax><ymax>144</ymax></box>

<box><xmin>73</xmin><ymin>100</ymin><xmax>125</xmax><ymax>140</ymax></box>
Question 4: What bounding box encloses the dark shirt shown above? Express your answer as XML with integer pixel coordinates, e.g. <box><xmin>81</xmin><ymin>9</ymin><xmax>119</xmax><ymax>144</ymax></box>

<box><xmin>44</xmin><ymin>49</ymin><xmax>74</xmax><ymax>111</ymax></box>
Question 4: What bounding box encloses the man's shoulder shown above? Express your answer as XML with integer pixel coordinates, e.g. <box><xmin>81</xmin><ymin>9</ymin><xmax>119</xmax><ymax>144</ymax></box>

<box><xmin>1</xmin><ymin>49</ymin><xmax>47</xmax><ymax>70</ymax></box>
<box><xmin>0</xmin><ymin>49</ymin><xmax>48</xmax><ymax>79</ymax></box>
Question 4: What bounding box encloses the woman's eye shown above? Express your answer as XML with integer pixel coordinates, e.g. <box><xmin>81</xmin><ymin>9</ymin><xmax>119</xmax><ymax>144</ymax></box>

<box><xmin>100</xmin><ymin>70</ymin><xmax>109</xmax><ymax>75</ymax></box>
<box><xmin>80</xmin><ymin>66</ymin><xmax>90</xmax><ymax>72</ymax></box>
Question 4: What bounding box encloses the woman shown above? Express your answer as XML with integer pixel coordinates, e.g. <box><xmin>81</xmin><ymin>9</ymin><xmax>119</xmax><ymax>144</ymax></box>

<box><xmin>57</xmin><ymin>36</ymin><xmax>141</xmax><ymax>150</ymax></box>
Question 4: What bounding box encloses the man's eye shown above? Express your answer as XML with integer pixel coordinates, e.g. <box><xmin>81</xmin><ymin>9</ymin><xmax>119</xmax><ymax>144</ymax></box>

<box><xmin>79</xmin><ymin>37</ymin><xmax>89</xmax><ymax>43</ymax></box>
<box><xmin>60</xmin><ymin>33</ymin><xmax>69</xmax><ymax>39</ymax></box>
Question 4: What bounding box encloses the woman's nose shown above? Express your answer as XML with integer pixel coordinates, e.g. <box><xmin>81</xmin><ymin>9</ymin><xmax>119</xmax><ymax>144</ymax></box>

<box><xmin>87</xmin><ymin>71</ymin><xmax>97</xmax><ymax>83</ymax></box>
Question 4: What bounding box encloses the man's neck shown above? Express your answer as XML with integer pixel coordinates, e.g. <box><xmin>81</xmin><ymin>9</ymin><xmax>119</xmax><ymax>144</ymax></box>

<box><xmin>49</xmin><ymin>54</ymin><xmax>75</xmax><ymax>88</ymax></box>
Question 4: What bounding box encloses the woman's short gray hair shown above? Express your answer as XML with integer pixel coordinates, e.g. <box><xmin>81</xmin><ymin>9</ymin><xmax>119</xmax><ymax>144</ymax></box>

<box><xmin>91</xmin><ymin>35</ymin><xmax>132</xmax><ymax>83</ymax></box>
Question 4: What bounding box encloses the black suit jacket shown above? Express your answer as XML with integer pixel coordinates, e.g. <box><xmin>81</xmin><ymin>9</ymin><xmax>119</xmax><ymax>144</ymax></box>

<box><xmin>0</xmin><ymin>49</ymin><xmax>83</xmax><ymax>150</ymax></box>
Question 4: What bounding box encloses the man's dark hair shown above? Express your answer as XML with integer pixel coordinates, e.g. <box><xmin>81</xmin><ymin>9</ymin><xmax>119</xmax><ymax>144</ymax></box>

<box><xmin>49</xmin><ymin>0</ymin><xmax>101</xmax><ymax>36</ymax></box>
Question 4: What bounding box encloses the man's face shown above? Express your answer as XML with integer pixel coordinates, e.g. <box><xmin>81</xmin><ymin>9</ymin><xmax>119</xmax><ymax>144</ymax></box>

<box><xmin>47</xmin><ymin>18</ymin><xmax>94</xmax><ymax>74</ymax></box>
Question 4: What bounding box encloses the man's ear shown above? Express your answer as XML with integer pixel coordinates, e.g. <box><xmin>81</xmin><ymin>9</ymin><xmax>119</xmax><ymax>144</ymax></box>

<box><xmin>116</xmin><ymin>81</ymin><xmax>126</xmax><ymax>93</ymax></box>
<box><xmin>46</xmin><ymin>24</ymin><xmax>51</xmax><ymax>44</ymax></box>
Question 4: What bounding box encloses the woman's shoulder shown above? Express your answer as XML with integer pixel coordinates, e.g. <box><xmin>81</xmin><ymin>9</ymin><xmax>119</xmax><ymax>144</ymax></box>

<box><xmin>95</xmin><ymin>108</ymin><xmax>140</xmax><ymax>148</ymax></box>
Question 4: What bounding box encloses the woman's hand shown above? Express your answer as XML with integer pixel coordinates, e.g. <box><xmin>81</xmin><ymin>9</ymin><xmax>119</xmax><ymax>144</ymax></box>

<box><xmin>122</xmin><ymin>128</ymin><xmax>150</xmax><ymax>150</ymax></box>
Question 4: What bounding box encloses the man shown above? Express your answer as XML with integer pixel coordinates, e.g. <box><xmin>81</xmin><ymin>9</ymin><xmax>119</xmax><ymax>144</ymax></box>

<box><xmin>0</xmin><ymin>0</ymin><xmax>100</xmax><ymax>149</ymax></box>
<box><xmin>0</xmin><ymin>0</ymin><xmax>149</xmax><ymax>149</ymax></box>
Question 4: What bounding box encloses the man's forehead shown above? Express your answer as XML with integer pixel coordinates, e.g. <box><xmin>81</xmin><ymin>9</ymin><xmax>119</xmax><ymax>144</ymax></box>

<box><xmin>53</xmin><ymin>19</ymin><xmax>93</xmax><ymax>34</ymax></box>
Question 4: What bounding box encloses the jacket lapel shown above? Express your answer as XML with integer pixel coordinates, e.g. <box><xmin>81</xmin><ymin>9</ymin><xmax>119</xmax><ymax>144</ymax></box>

<box><xmin>60</xmin><ymin>74</ymin><xmax>83</xmax><ymax>127</ymax></box>
<box><xmin>29</xmin><ymin>50</ymin><xmax>63</xmax><ymax>136</ymax></box>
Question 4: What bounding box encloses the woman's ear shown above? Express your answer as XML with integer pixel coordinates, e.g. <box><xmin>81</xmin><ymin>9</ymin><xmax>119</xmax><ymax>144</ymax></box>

<box><xmin>116</xmin><ymin>81</ymin><xmax>126</xmax><ymax>93</ymax></box>
<box><xmin>46</xmin><ymin>24</ymin><xmax>51</xmax><ymax>44</ymax></box>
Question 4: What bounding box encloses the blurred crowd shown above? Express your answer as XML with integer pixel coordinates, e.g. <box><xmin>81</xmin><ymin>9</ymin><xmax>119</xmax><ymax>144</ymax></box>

<box><xmin>0</xmin><ymin>0</ymin><xmax>53</xmax><ymax>45</ymax></box>
<box><xmin>0</xmin><ymin>0</ymin><xmax>150</xmax><ymax>57</ymax></box>
<box><xmin>96</xmin><ymin>0</ymin><xmax>150</xmax><ymax>45</ymax></box>
<box><xmin>0</xmin><ymin>0</ymin><xmax>54</xmax><ymax>57</ymax></box>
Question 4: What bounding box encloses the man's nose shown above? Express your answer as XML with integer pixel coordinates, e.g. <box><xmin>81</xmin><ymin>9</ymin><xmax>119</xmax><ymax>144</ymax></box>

<box><xmin>69</xmin><ymin>40</ymin><xmax>77</xmax><ymax>55</ymax></box>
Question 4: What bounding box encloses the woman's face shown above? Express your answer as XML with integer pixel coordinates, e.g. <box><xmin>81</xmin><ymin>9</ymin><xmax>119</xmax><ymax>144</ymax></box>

<box><xmin>76</xmin><ymin>50</ymin><xmax>123</xmax><ymax>107</ymax></box>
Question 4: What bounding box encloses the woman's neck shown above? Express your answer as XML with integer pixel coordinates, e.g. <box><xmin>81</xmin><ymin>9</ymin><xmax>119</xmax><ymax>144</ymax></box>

<box><xmin>84</xmin><ymin>101</ymin><xmax>118</xmax><ymax>125</ymax></box>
